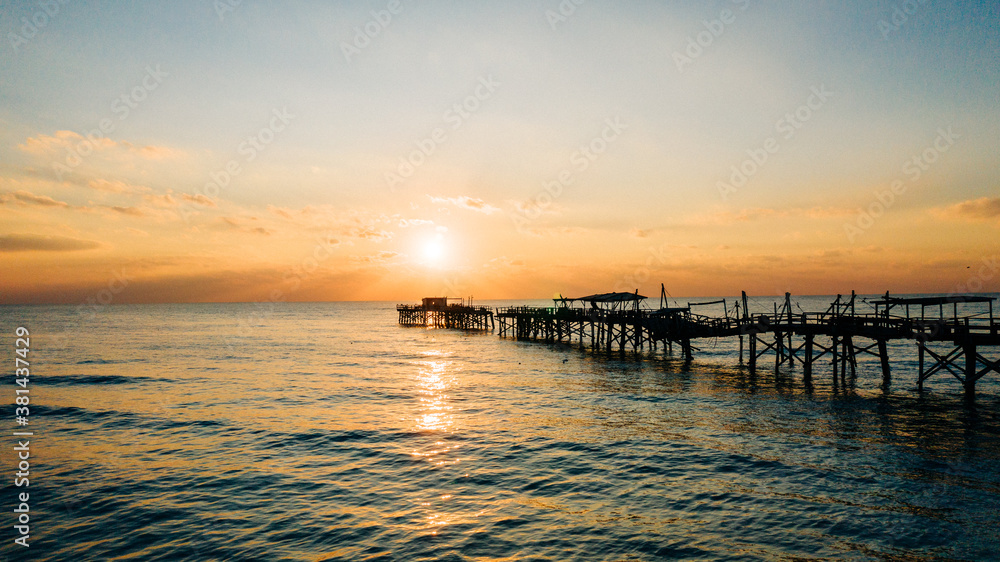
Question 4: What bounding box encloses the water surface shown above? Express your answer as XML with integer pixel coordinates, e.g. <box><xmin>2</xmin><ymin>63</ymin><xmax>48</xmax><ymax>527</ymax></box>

<box><xmin>1</xmin><ymin>299</ymin><xmax>998</xmax><ymax>560</ymax></box>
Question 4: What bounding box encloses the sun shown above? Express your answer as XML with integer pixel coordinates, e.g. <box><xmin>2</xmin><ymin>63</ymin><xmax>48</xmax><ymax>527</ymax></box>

<box><xmin>421</xmin><ymin>233</ymin><xmax>446</xmax><ymax>265</ymax></box>
<box><xmin>423</xmin><ymin>240</ymin><xmax>444</xmax><ymax>261</ymax></box>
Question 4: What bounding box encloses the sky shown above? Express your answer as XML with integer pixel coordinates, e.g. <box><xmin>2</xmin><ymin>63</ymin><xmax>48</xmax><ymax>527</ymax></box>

<box><xmin>1</xmin><ymin>0</ymin><xmax>998</xmax><ymax>304</ymax></box>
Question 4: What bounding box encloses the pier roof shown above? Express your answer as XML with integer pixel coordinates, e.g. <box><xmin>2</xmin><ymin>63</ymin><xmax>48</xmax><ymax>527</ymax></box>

<box><xmin>871</xmin><ymin>295</ymin><xmax>994</xmax><ymax>306</ymax></box>
<box><xmin>571</xmin><ymin>292</ymin><xmax>647</xmax><ymax>303</ymax></box>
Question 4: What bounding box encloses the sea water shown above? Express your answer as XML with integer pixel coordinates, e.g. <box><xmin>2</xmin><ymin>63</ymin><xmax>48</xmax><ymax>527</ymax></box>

<box><xmin>0</xmin><ymin>297</ymin><xmax>998</xmax><ymax>560</ymax></box>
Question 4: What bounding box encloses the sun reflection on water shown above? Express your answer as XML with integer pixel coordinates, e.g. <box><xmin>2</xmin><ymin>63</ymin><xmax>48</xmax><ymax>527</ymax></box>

<box><xmin>414</xmin><ymin>351</ymin><xmax>457</xmax><ymax>433</ymax></box>
<box><xmin>405</xmin><ymin>350</ymin><xmax>481</xmax><ymax>536</ymax></box>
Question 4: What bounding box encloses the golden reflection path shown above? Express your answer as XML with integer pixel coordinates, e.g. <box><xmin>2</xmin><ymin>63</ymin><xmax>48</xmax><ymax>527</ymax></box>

<box><xmin>407</xmin><ymin>350</ymin><xmax>488</xmax><ymax>535</ymax></box>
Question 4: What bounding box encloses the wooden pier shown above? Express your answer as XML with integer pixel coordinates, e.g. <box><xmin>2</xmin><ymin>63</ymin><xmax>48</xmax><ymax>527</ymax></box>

<box><xmin>397</xmin><ymin>297</ymin><xmax>494</xmax><ymax>330</ymax></box>
<box><xmin>399</xmin><ymin>289</ymin><xmax>1000</xmax><ymax>396</ymax></box>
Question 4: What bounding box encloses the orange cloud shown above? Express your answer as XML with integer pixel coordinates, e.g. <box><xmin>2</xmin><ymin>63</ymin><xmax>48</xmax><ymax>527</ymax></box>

<box><xmin>109</xmin><ymin>206</ymin><xmax>145</xmax><ymax>217</ymax></box>
<box><xmin>267</xmin><ymin>205</ymin><xmax>294</xmax><ymax>219</ymax></box>
<box><xmin>692</xmin><ymin>206</ymin><xmax>855</xmax><ymax>225</ymax></box>
<box><xmin>143</xmin><ymin>193</ymin><xmax>177</xmax><ymax>207</ymax></box>
<box><xmin>88</xmin><ymin>179</ymin><xmax>151</xmax><ymax>194</ymax></box>
<box><xmin>17</xmin><ymin>130</ymin><xmax>115</xmax><ymax>155</ymax></box>
<box><xmin>220</xmin><ymin>216</ymin><xmax>274</xmax><ymax>235</ymax></box>
<box><xmin>351</xmin><ymin>251</ymin><xmax>400</xmax><ymax>264</ymax></box>
<box><xmin>349</xmin><ymin>226</ymin><xmax>393</xmax><ymax>241</ymax></box>
<box><xmin>0</xmin><ymin>190</ymin><xmax>69</xmax><ymax>207</ymax></box>
<box><xmin>182</xmin><ymin>193</ymin><xmax>216</xmax><ymax>207</ymax></box>
<box><xmin>937</xmin><ymin>197</ymin><xmax>1000</xmax><ymax>221</ymax></box>
<box><xmin>0</xmin><ymin>234</ymin><xmax>100</xmax><ymax>252</ymax></box>
<box><xmin>17</xmin><ymin>131</ymin><xmax>181</xmax><ymax>160</ymax></box>
<box><xmin>429</xmin><ymin>195</ymin><xmax>500</xmax><ymax>214</ymax></box>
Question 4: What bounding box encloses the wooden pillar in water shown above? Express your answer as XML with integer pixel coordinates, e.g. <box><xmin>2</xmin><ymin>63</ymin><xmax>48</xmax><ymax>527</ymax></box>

<box><xmin>832</xmin><ymin>335</ymin><xmax>839</xmax><ymax>378</ymax></box>
<box><xmin>748</xmin><ymin>336</ymin><xmax>757</xmax><ymax>371</ymax></box>
<box><xmin>964</xmin><ymin>342</ymin><xmax>977</xmax><ymax>397</ymax></box>
<box><xmin>844</xmin><ymin>335</ymin><xmax>857</xmax><ymax>376</ymax></box>
<box><xmin>774</xmin><ymin>335</ymin><xmax>781</xmax><ymax>371</ymax></box>
<box><xmin>917</xmin><ymin>340</ymin><xmax>925</xmax><ymax>391</ymax></box>
<box><xmin>877</xmin><ymin>339</ymin><xmax>890</xmax><ymax>384</ymax></box>
<box><xmin>803</xmin><ymin>334</ymin><xmax>814</xmax><ymax>380</ymax></box>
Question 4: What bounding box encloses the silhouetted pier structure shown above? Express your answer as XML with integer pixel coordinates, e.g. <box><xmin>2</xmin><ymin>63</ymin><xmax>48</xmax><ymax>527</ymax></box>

<box><xmin>497</xmin><ymin>292</ymin><xmax>652</xmax><ymax>354</ymax></box>
<box><xmin>397</xmin><ymin>297</ymin><xmax>494</xmax><ymax>330</ymax></box>
<box><xmin>489</xmin><ymin>288</ymin><xmax>1000</xmax><ymax>396</ymax></box>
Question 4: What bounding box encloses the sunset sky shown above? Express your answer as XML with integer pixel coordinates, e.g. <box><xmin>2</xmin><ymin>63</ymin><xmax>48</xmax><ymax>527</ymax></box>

<box><xmin>2</xmin><ymin>0</ymin><xmax>998</xmax><ymax>304</ymax></box>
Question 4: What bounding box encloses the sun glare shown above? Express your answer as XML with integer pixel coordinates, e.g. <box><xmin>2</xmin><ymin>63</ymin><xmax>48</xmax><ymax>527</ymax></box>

<box><xmin>421</xmin><ymin>233</ymin><xmax>446</xmax><ymax>265</ymax></box>
<box><xmin>423</xmin><ymin>240</ymin><xmax>443</xmax><ymax>261</ymax></box>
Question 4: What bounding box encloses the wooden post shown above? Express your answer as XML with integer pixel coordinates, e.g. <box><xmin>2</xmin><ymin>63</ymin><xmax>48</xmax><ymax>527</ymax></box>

<box><xmin>917</xmin><ymin>340</ymin><xmax>925</xmax><ymax>391</ymax></box>
<box><xmin>775</xmin><ymin>331</ymin><xmax>782</xmax><ymax>370</ymax></box>
<box><xmin>804</xmin><ymin>334</ymin><xmax>814</xmax><ymax>380</ymax></box>
<box><xmin>832</xmin><ymin>335</ymin><xmax>839</xmax><ymax>378</ymax></box>
<box><xmin>748</xmin><ymin>336</ymin><xmax>757</xmax><ymax>371</ymax></box>
<box><xmin>964</xmin><ymin>343</ymin><xmax>977</xmax><ymax>397</ymax></box>
<box><xmin>845</xmin><ymin>335</ymin><xmax>857</xmax><ymax>376</ymax></box>
<box><xmin>878</xmin><ymin>339</ymin><xmax>890</xmax><ymax>383</ymax></box>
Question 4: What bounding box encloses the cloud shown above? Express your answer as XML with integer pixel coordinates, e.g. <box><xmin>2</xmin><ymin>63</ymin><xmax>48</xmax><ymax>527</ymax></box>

<box><xmin>267</xmin><ymin>205</ymin><xmax>294</xmax><ymax>219</ymax></box>
<box><xmin>484</xmin><ymin>256</ymin><xmax>526</xmax><ymax>268</ymax></box>
<box><xmin>399</xmin><ymin>218</ymin><xmax>434</xmax><ymax>227</ymax></box>
<box><xmin>88</xmin><ymin>179</ymin><xmax>151</xmax><ymax>194</ymax></box>
<box><xmin>219</xmin><ymin>216</ymin><xmax>274</xmax><ymax>235</ymax></box>
<box><xmin>0</xmin><ymin>190</ymin><xmax>70</xmax><ymax>207</ymax></box>
<box><xmin>131</xmin><ymin>144</ymin><xmax>179</xmax><ymax>159</ymax></box>
<box><xmin>687</xmin><ymin>206</ymin><xmax>855</xmax><ymax>226</ymax></box>
<box><xmin>143</xmin><ymin>193</ymin><xmax>178</xmax><ymax>208</ymax></box>
<box><xmin>936</xmin><ymin>197</ymin><xmax>1000</xmax><ymax>221</ymax></box>
<box><xmin>17</xmin><ymin>131</ymin><xmax>184</xmax><ymax>173</ymax></box>
<box><xmin>17</xmin><ymin>131</ymin><xmax>181</xmax><ymax>161</ymax></box>
<box><xmin>429</xmin><ymin>195</ymin><xmax>501</xmax><ymax>214</ymax></box>
<box><xmin>182</xmin><ymin>193</ymin><xmax>216</xmax><ymax>207</ymax></box>
<box><xmin>731</xmin><ymin>207</ymin><xmax>854</xmax><ymax>221</ymax></box>
<box><xmin>109</xmin><ymin>206</ymin><xmax>145</xmax><ymax>217</ymax></box>
<box><xmin>349</xmin><ymin>226</ymin><xmax>393</xmax><ymax>241</ymax></box>
<box><xmin>0</xmin><ymin>189</ymin><xmax>179</xmax><ymax>218</ymax></box>
<box><xmin>17</xmin><ymin>130</ymin><xmax>115</xmax><ymax>155</ymax></box>
<box><xmin>0</xmin><ymin>234</ymin><xmax>101</xmax><ymax>252</ymax></box>
<box><xmin>352</xmin><ymin>251</ymin><xmax>399</xmax><ymax>264</ymax></box>
<box><xmin>507</xmin><ymin>198</ymin><xmax>563</xmax><ymax>218</ymax></box>
<box><xmin>515</xmin><ymin>224</ymin><xmax>589</xmax><ymax>238</ymax></box>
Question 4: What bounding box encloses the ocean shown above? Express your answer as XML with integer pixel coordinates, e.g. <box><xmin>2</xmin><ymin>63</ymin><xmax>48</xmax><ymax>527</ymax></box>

<box><xmin>1</xmin><ymin>297</ymin><xmax>999</xmax><ymax>560</ymax></box>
